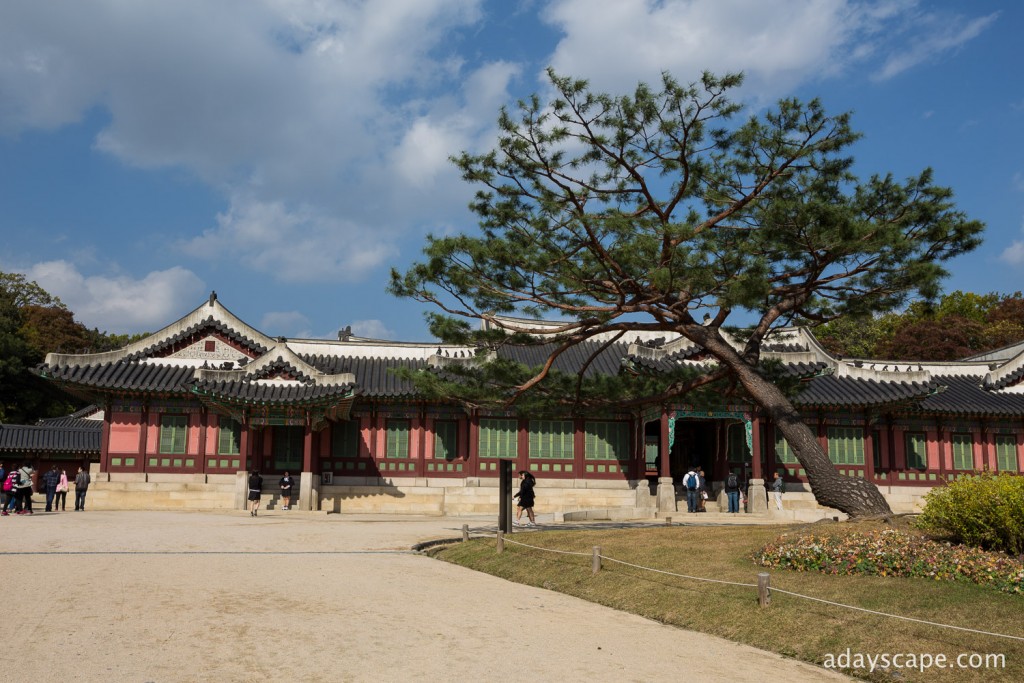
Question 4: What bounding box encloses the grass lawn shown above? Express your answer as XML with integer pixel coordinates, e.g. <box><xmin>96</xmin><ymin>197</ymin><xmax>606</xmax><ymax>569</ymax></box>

<box><xmin>429</xmin><ymin>520</ymin><xmax>1023</xmax><ymax>682</ymax></box>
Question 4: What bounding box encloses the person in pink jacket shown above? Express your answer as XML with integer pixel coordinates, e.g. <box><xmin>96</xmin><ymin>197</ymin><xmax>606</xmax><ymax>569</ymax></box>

<box><xmin>54</xmin><ymin>469</ymin><xmax>69</xmax><ymax>512</ymax></box>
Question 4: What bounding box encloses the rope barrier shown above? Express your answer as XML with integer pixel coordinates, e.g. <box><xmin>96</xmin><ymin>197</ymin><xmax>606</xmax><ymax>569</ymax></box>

<box><xmin>476</xmin><ymin>530</ymin><xmax>1024</xmax><ymax>644</ymax></box>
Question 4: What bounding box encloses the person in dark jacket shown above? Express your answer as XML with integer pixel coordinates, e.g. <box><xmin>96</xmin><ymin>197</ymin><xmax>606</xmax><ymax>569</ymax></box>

<box><xmin>42</xmin><ymin>465</ymin><xmax>60</xmax><ymax>512</ymax></box>
<box><xmin>74</xmin><ymin>466</ymin><xmax>91</xmax><ymax>511</ymax></box>
<box><xmin>248</xmin><ymin>470</ymin><xmax>263</xmax><ymax>517</ymax></box>
<box><xmin>279</xmin><ymin>471</ymin><xmax>294</xmax><ymax>510</ymax></box>
<box><xmin>512</xmin><ymin>471</ymin><xmax>537</xmax><ymax>527</ymax></box>
<box><xmin>724</xmin><ymin>470</ymin><xmax>741</xmax><ymax>513</ymax></box>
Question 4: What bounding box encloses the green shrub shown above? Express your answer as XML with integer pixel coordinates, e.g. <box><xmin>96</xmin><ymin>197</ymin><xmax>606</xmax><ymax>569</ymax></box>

<box><xmin>916</xmin><ymin>472</ymin><xmax>1024</xmax><ymax>555</ymax></box>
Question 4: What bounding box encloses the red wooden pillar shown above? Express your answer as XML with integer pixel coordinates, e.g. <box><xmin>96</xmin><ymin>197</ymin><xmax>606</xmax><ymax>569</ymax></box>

<box><xmin>863</xmin><ymin>412</ymin><xmax>875</xmax><ymax>481</ymax></box>
<box><xmin>198</xmin><ymin>408</ymin><xmax>208</xmax><ymax>475</ymax></box>
<box><xmin>139</xmin><ymin>405</ymin><xmax>150</xmax><ymax>473</ymax></box>
<box><xmin>239</xmin><ymin>425</ymin><xmax>250</xmax><ymax>473</ymax></box>
<box><xmin>100</xmin><ymin>406</ymin><xmax>112</xmax><ymax>473</ymax></box>
<box><xmin>752</xmin><ymin>421</ymin><xmax>766</xmax><ymax>481</ymax></box>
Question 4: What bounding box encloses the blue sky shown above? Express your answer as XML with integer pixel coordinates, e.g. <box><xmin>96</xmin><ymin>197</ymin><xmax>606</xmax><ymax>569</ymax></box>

<box><xmin>1</xmin><ymin>0</ymin><xmax>1021</xmax><ymax>342</ymax></box>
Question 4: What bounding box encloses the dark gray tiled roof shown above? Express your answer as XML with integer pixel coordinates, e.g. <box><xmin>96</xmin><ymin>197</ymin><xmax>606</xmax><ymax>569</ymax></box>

<box><xmin>191</xmin><ymin>379</ymin><xmax>355</xmax><ymax>404</ymax></box>
<box><xmin>495</xmin><ymin>341</ymin><xmax>628</xmax><ymax>377</ymax></box>
<box><xmin>794</xmin><ymin>375</ymin><xmax>940</xmax><ymax>408</ymax></box>
<box><xmin>0</xmin><ymin>423</ymin><xmax>100</xmax><ymax>454</ymax></box>
<box><xmin>41</xmin><ymin>361</ymin><xmax>197</xmax><ymax>393</ymax></box>
<box><xmin>916</xmin><ymin>375</ymin><xmax>1024</xmax><ymax>416</ymax></box>
<box><xmin>301</xmin><ymin>355</ymin><xmax>425</xmax><ymax>397</ymax></box>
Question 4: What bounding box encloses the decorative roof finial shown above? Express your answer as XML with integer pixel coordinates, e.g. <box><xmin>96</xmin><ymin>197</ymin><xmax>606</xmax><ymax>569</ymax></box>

<box><xmin>209</xmin><ymin>291</ymin><xmax>217</xmax><ymax>306</ymax></box>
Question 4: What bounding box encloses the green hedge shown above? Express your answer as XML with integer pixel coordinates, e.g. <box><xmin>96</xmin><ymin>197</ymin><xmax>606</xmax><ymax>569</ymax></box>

<box><xmin>916</xmin><ymin>472</ymin><xmax>1024</xmax><ymax>555</ymax></box>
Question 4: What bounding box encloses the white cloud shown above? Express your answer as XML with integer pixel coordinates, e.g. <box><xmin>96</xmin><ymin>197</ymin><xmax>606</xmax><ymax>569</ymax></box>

<box><xmin>999</xmin><ymin>241</ymin><xmax>1024</xmax><ymax>267</ymax></box>
<box><xmin>540</xmin><ymin>0</ymin><xmax>997</xmax><ymax>101</ymax></box>
<box><xmin>259</xmin><ymin>310</ymin><xmax>311</xmax><ymax>337</ymax></box>
<box><xmin>180</xmin><ymin>195</ymin><xmax>398</xmax><ymax>283</ymax></box>
<box><xmin>349</xmin><ymin>319</ymin><xmax>393</xmax><ymax>340</ymax></box>
<box><xmin>22</xmin><ymin>260</ymin><xmax>204</xmax><ymax>333</ymax></box>
<box><xmin>872</xmin><ymin>11</ymin><xmax>998</xmax><ymax>81</ymax></box>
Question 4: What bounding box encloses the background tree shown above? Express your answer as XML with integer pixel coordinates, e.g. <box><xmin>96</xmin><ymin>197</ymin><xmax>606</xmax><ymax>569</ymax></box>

<box><xmin>817</xmin><ymin>290</ymin><xmax>1024</xmax><ymax>360</ymax></box>
<box><xmin>0</xmin><ymin>271</ymin><xmax>144</xmax><ymax>423</ymax></box>
<box><xmin>391</xmin><ymin>70</ymin><xmax>984</xmax><ymax>517</ymax></box>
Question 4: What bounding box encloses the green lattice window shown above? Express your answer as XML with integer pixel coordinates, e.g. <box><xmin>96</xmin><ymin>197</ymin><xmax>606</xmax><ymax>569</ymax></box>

<box><xmin>995</xmin><ymin>434</ymin><xmax>1018</xmax><ymax>473</ymax></box>
<box><xmin>332</xmin><ymin>420</ymin><xmax>361</xmax><ymax>458</ymax></box>
<box><xmin>951</xmin><ymin>433</ymin><xmax>973</xmax><ymax>471</ymax></box>
<box><xmin>479</xmin><ymin>418</ymin><xmax>518</xmax><ymax>459</ymax></box>
<box><xmin>386</xmin><ymin>419</ymin><xmax>410</xmax><ymax>459</ymax></box>
<box><xmin>529</xmin><ymin>420</ymin><xmax>573</xmax><ymax>459</ymax></box>
<box><xmin>827</xmin><ymin>427</ymin><xmax>865</xmax><ymax>466</ymax></box>
<box><xmin>272</xmin><ymin>426</ymin><xmax>303</xmax><ymax>472</ymax></box>
<box><xmin>727</xmin><ymin>423</ymin><xmax>750</xmax><ymax>462</ymax></box>
<box><xmin>584</xmin><ymin>421</ymin><xmax>629</xmax><ymax>461</ymax></box>
<box><xmin>159</xmin><ymin>415</ymin><xmax>188</xmax><ymax>455</ymax></box>
<box><xmin>434</xmin><ymin>420</ymin><xmax>458</xmax><ymax>461</ymax></box>
<box><xmin>905</xmin><ymin>432</ymin><xmax>927</xmax><ymax>470</ymax></box>
<box><xmin>217</xmin><ymin>418</ymin><xmax>241</xmax><ymax>455</ymax></box>
<box><xmin>775</xmin><ymin>433</ymin><xmax>798</xmax><ymax>464</ymax></box>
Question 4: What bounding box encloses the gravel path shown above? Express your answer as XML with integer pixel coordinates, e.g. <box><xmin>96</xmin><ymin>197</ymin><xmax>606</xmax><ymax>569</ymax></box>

<box><xmin>0</xmin><ymin>510</ymin><xmax>849</xmax><ymax>682</ymax></box>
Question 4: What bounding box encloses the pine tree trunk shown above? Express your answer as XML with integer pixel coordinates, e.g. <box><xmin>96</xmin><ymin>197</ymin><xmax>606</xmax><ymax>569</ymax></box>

<box><xmin>702</xmin><ymin>336</ymin><xmax>893</xmax><ymax>518</ymax></box>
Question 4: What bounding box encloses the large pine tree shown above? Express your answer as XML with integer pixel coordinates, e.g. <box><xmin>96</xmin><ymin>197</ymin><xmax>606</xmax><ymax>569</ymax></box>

<box><xmin>391</xmin><ymin>71</ymin><xmax>984</xmax><ymax>517</ymax></box>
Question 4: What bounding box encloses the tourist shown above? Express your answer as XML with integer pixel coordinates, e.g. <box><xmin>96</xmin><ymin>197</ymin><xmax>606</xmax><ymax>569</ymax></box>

<box><xmin>279</xmin><ymin>471</ymin><xmax>294</xmax><ymax>510</ymax></box>
<box><xmin>248</xmin><ymin>470</ymin><xmax>263</xmax><ymax>517</ymax></box>
<box><xmin>725</xmin><ymin>470</ymin><xmax>741</xmax><ymax>513</ymax></box>
<box><xmin>74</xmin><ymin>466</ymin><xmax>91</xmax><ymax>511</ymax></box>
<box><xmin>772</xmin><ymin>472</ymin><xmax>784</xmax><ymax>511</ymax></box>
<box><xmin>15</xmin><ymin>462</ymin><xmax>34</xmax><ymax>514</ymax></box>
<box><xmin>42</xmin><ymin>465</ymin><xmax>60</xmax><ymax>512</ymax></box>
<box><xmin>54</xmin><ymin>469</ymin><xmax>69</xmax><ymax>511</ymax></box>
<box><xmin>512</xmin><ymin>470</ymin><xmax>536</xmax><ymax>527</ymax></box>
<box><xmin>683</xmin><ymin>467</ymin><xmax>700</xmax><ymax>513</ymax></box>
<box><xmin>3</xmin><ymin>469</ymin><xmax>18</xmax><ymax>514</ymax></box>
<box><xmin>697</xmin><ymin>468</ymin><xmax>708</xmax><ymax>512</ymax></box>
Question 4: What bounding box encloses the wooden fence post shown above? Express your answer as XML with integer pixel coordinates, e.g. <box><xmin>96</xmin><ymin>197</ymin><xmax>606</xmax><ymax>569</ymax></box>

<box><xmin>592</xmin><ymin>546</ymin><xmax>602</xmax><ymax>574</ymax></box>
<box><xmin>758</xmin><ymin>572</ymin><xmax>771</xmax><ymax>607</ymax></box>
<box><xmin>462</xmin><ymin>524</ymin><xmax>469</xmax><ymax>542</ymax></box>
<box><xmin>497</xmin><ymin>531</ymin><xmax>505</xmax><ymax>553</ymax></box>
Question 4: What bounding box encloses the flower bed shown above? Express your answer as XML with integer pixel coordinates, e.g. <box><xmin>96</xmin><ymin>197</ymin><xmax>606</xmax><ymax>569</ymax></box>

<box><xmin>756</xmin><ymin>528</ymin><xmax>1024</xmax><ymax>595</ymax></box>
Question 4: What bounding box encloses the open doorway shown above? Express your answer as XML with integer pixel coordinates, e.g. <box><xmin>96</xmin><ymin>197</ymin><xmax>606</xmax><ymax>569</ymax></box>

<box><xmin>671</xmin><ymin>419</ymin><xmax>717</xmax><ymax>482</ymax></box>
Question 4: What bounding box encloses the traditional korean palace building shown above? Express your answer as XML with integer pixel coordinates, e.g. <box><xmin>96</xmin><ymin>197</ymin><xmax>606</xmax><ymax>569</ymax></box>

<box><xmin>32</xmin><ymin>293</ymin><xmax>1024</xmax><ymax>519</ymax></box>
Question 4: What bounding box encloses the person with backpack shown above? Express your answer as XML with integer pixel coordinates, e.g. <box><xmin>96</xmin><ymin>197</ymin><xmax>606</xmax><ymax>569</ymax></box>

<box><xmin>2</xmin><ymin>469</ymin><xmax>18</xmax><ymax>515</ymax></box>
<box><xmin>725</xmin><ymin>471</ymin><xmax>741</xmax><ymax>513</ymax></box>
<box><xmin>683</xmin><ymin>468</ymin><xmax>700</xmax><ymax>513</ymax></box>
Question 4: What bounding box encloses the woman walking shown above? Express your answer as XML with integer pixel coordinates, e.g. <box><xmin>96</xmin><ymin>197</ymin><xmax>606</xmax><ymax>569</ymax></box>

<box><xmin>248</xmin><ymin>469</ymin><xmax>263</xmax><ymax>517</ymax></box>
<box><xmin>512</xmin><ymin>470</ymin><xmax>537</xmax><ymax>527</ymax></box>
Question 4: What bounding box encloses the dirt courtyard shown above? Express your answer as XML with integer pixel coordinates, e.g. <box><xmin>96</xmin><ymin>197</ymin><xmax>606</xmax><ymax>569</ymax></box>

<box><xmin>0</xmin><ymin>509</ymin><xmax>848</xmax><ymax>682</ymax></box>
